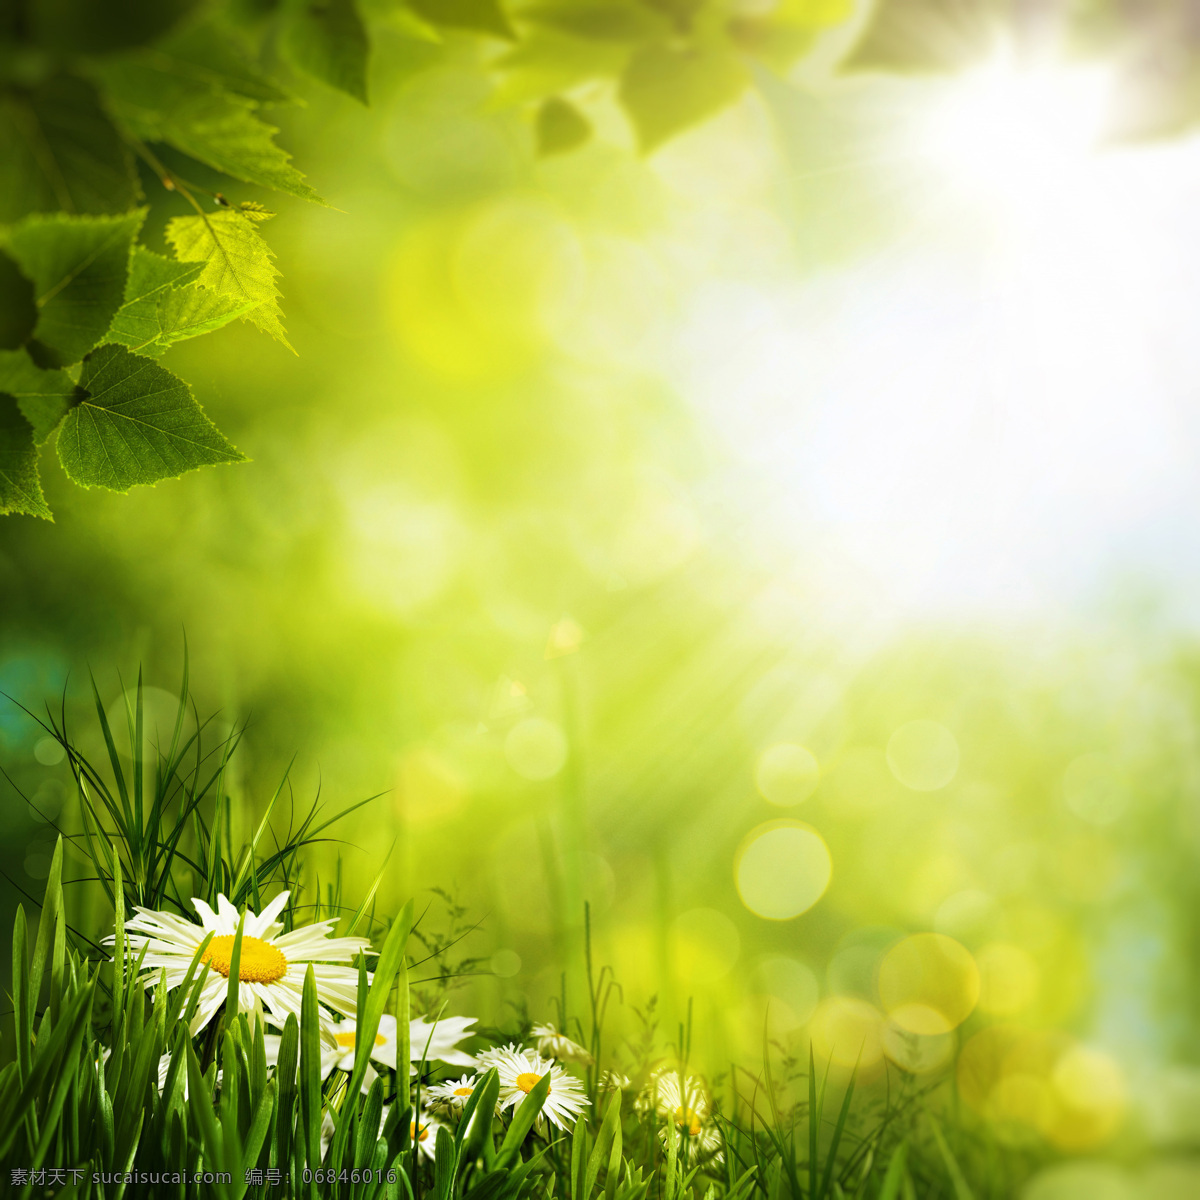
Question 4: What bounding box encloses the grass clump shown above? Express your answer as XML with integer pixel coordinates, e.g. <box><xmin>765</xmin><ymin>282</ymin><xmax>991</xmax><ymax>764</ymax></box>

<box><xmin>0</xmin><ymin>665</ymin><xmax>1034</xmax><ymax>1198</ymax></box>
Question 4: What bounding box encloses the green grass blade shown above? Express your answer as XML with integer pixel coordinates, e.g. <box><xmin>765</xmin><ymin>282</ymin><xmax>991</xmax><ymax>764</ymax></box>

<box><xmin>929</xmin><ymin>1117</ymin><xmax>976</xmax><ymax>1200</ymax></box>
<box><xmin>275</xmin><ymin>1013</ymin><xmax>301</xmax><ymax>1170</ymax></box>
<box><xmin>299</xmin><ymin>965</ymin><xmax>324</xmax><ymax>1175</ymax></box>
<box><xmin>877</xmin><ymin>1141</ymin><xmax>909</xmax><ymax>1200</ymax></box>
<box><xmin>28</xmin><ymin>836</ymin><xmax>64</xmax><ymax>1012</ymax></box>
<box><xmin>495</xmin><ymin>1072</ymin><xmax>551</xmax><ymax>1169</ymax></box>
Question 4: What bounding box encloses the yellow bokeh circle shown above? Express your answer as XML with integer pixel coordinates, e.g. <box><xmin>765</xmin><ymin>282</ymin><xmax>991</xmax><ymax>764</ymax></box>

<box><xmin>886</xmin><ymin>720</ymin><xmax>959</xmax><ymax>791</ymax></box>
<box><xmin>881</xmin><ymin>1016</ymin><xmax>957</xmax><ymax>1074</ymax></box>
<box><xmin>878</xmin><ymin>933</ymin><xmax>980</xmax><ymax>1034</ymax></box>
<box><xmin>809</xmin><ymin>997</ymin><xmax>884</xmax><ymax>1070</ymax></box>
<box><xmin>957</xmin><ymin>1027</ymin><xmax>1126</xmax><ymax>1150</ymax></box>
<box><xmin>734</xmin><ymin>821</ymin><xmax>832</xmax><ymax>920</ymax></box>
<box><xmin>755</xmin><ymin>743</ymin><xmax>820</xmax><ymax>807</ymax></box>
<box><xmin>504</xmin><ymin>718</ymin><xmax>568</xmax><ymax>780</ymax></box>
<box><xmin>976</xmin><ymin>942</ymin><xmax>1040</xmax><ymax>1016</ymax></box>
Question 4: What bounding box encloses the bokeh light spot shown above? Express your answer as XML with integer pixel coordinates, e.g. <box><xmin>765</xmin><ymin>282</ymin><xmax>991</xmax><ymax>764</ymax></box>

<box><xmin>878</xmin><ymin>932</ymin><xmax>979</xmax><ymax>1033</ymax></box>
<box><xmin>886</xmin><ymin>720</ymin><xmax>960</xmax><ymax>791</ymax></box>
<box><xmin>671</xmin><ymin>907</ymin><xmax>741</xmax><ymax>984</ymax></box>
<box><xmin>810</xmin><ymin>997</ymin><xmax>884</xmax><ymax>1070</ymax></box>
<box><xmin>977</xmin><ymin>942</ymin><xmax>1040</xmax><ymax>1016</ymax></box>
<box><xmin>33</xmin><ymin>736</ymin><xmax>64</xmax><ymax>765</ymax></box>
<box><xmin>490</xmin><ymin>949</ymin><xmax>521</xmax><ymax>978</ymax></box>
<box><xmin>504</xmin><ymin>718</ymin><xmax>568</xmax><ymax>780</ymax></box>
<box><xmin>756</xmin><ymin>742</ymin><xmax>820</xmax><ymax>807</ymax></box>
<box><xmin>751</xmin><ymin>955</ymin><xmax>820</xmax><ymax>1026</ymax></box>
<box><xmin>881</xmin><ymin>1015</ymin><xmax>957</xmax><ymax>1074</ymax></box>
<box><xmin>735</xmin><ymin>821</ymin><xmax>832</xmax><ymax>920</ymax></box>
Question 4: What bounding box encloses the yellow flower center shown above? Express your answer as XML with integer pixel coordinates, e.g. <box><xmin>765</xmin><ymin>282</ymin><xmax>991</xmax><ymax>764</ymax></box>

<box><xmin>454</xmin><ymin>1086</ymin><xmax>473</xmax><ymax>1096</ymax></box>
<box><xmin>201</xmin><ymin>935</ymin><xmax>288</xmax><ymax>984</ymax></box>
<box><xmin>412</xmin><ymin>1122</ymin><xmax>429</xmax><ymax>1142</ymax></box>
<box><xmin>334</xmin><ymin>1031</ymin><xmax>387</xmax><ymax>1049</ymax></box>
<box><xmin>516</xmin><ymin>1071</ymin><xmax>546</xmax><ymax>1094</ymax></box>
<box><xmin>674</xmin><ymin>1108</ymin><xmax>702</xmax><ymax>1137</ymax></box>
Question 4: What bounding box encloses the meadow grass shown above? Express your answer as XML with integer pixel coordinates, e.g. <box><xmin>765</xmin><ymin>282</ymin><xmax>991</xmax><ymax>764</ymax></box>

<box><xmin>0</xmin><ymin>668</ymin><xmax>1041</xmax><ymax>1199</ymax></box>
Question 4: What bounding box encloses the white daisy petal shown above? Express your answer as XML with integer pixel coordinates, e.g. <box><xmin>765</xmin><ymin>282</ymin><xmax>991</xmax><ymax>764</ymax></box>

<box><xmin>248</xmin><ymin>891</ymin><xmax>290</xmax><ymax>938</ymax></box>
<box><xmin>484</xmin><ymin>1045</ymin><xmax>589</xmax><ymax>1130</ymax></box>
<box><xmin>111</xmin><ymin>890</ymin><xmax>378</xmax><ymax>1038</ymax></box>
<box><xmin>191</xmin><ymin>898</ymin><xmax>220</xmax><ymax>931</ymax></box>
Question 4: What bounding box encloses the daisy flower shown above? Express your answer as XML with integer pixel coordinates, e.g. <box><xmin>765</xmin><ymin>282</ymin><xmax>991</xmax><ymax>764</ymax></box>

<box><xmin>481</xmin><ymin>1044</ymin><xmax>589</xmax><ymax>1130</ymax></box>
<box><xmin>600</xmin><ymin>1070</ymin><xmax>631</xmax><ymax>1092</ymax></box>
<box><xmin>425</xmin><ymin>1074</ymin><xmax>483</xmax><ymax>1113</ymax></box>
<box><xmin>411</xmin><ymin>1110</ymin><xmax>447</xmax><ymax>1160</ymax></box>
<box><xmin>110</xmin><ymin>891</ymin><xmax>372</xmax><ymax>1036</ymax></box>
<box><xmin>639</xmin><ymin>1069</ymin><xmax>722</xmax><ymax>1161</ymax></box>
<box><xmin>410</xmin><ymin>1013</ymin><xmax>479</xmax><ymax>1072</ymax></box>
<box><xmin>658</xmin><ymin>1118</ymin><xmax>723</xmax><ymax>1161</ymax></box>
<box><xmin>529</xmin><ymin>1022</ymin><xmax>594</xmax><ymax>1065</ymax></box>
<box><xmin>265</xmin><ymin>1012</ymin><xmax>479</xmax><ymax>1091</ymax></box>
<box><xmin>636</xmin><ymin>1068</ymin><xmax>710</xmax><ymax>1122</ymax></box>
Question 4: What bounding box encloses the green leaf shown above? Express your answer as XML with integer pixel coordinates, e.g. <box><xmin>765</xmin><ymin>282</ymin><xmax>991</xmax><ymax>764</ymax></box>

<box><xmin>0</xmin><ymin>75</ymin><xmax>141</xmax><ymax>224</ymax></box>
<box><xmin>728</xmin><ymin>0</ymin><xmax>851</xmax><ymax>73</ymax></box>
<box><xmin>57</xmin><ymin>343</ymin><xmax>244</xmax><ymax>492</ymax></box>
<box><xmin>407</xmin><ymin>0</ymin><xmax>513</xmax><ymax>40</ymax></box>
<box><xmin>166</xmin><ymin>206</ymin><xmax>291</xmax><ymax>348</ymax></box>
<box><xmin>493</xmin><ymin>32</ymin><xmax>629</xmax><ymax>104</ymax></box>
<box><xmin>0</xmin><ymin>395</ymin><xmax>51</xmax><ymax>519</ymax></box>
<box><xmin>106</xmin><ymin>246</ymin><xmax>204</xmax><ymax>353</ymax></box>
<box><xmin>97</xmin><ymin>61</ymin><xmax>324</xmax><ymax>204</ymax></box>
<box><xmin>151</xmin><ymin>21</ymin><xmax>294</xmax><ymax>104</ymax></box>
<box><xmin>299</xmin><ymin>965</ymin><xmax>323</xmax><ymax>1170</ymax></box>
<box><xmin>285</xmin><ymin>0</ymin><xmax>371</xmax><ymax>104</ymax></box>
<box><xmin>26</xmin><ymin>0</ymin><xmax>204</xmax><ymax>56</ymax></box>
<box><xmin>153</xmin><ymin>286</ymin><xmax>257</xmax><ymax>354</ymax></box>
<box><xmin>842</xmin><ymin>0</ymin><xmax>1009</xmax><ymax>74</ymax></box>
<box><xmin>0</xmin><ymin>349</ymin><xmax>76</xmax><ymax>443</ymax></box>
<box><xmin>619</xmin><ymin>43</ymin><xmax>749</xmax><ymax>152</ymax></box>
<box><xmin>495</xmin><ymin>1071</ymin><xmax>550</xmax><ymax>1168</ymax></box>
<box><xmin>3</xmin><ymin>210</ymin><xmax>144</xmax><ymax>368</ymax></box>
<box><xmin>0</xmin><ymin>251</ymin><xmax>37</xmax><ymax>350</ymax></box>
<box><xmin>536</xmin><ymin>97</ymin><xmax>591</xmax><ymax>156</ymax></box>
<box><xmin>877</xmin><ymin>1141</ymin><xmax>909</xmax><ymax>1200</ymax></box>
<box><xmin>522</xmin><ymin>2</ymin><xmax>668</xmax><ymax>44</ymax></box>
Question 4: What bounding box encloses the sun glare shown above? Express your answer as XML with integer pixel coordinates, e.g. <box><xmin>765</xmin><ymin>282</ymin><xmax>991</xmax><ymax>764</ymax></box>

<box><xmin>921</xmin><ymin>57</ymin><xmax>1112</xmax><ymax>213</ymax></box>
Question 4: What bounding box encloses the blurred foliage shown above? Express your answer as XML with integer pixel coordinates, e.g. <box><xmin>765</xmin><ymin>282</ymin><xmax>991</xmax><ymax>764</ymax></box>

<box><xmin>7</xmin><ymin>0</ymin><xmax>1200</xmax><ymax>1189</ymax></box>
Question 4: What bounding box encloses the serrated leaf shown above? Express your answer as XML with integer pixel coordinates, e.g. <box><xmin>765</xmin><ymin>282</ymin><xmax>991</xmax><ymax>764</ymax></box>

<box><xmin>286</xmin><ymin>0</ymin><xmax>371</xmax><ymax>104</ymax></box>
<box><xmin>619</xmin><ymin>43</ymin><xmax>749</xmax><ymax>152</ymax></box>
<box><xmin>3</xmin><ymin>210</ymin><xmax>144</xmax><ymax>368</ymax></box>
<box><xmin>58</xmin><ymin>344</ymin><xmax>244</xmax><ymax>491</ymax></box>
<box><xmin>97</xmin><ymin>61</ymin><xmax>324</xmax><ymax>204</ymax></box>
<box><xmin>536</xmin><ymin>96</ymin><xmax>591</xmax><ymax>156</ymax></box>
<box><xmin>842</xmin><ymin>0</ymin><xmax>1010</xmax><ymax>74</ymax></box>
<box><xmin>166</xmin><ymin>207</ymin><xmax>291</xmax><ymax>348</ymax></box>
<box><xmin>0</xmin><ymin>350</ymin><xmax>76</xmax><ymax>443</ymax></box>
<box><xmin>0</xmin><ymin>75</ymin><xmax>141</xmax><ymax>223</ymax></box>
<box><xmin>153</xmin><ymin>286</ymin><xmax>256</xmax><ymax>353</ymax></box>
<box><xmin>152</xmin><ymin>21</ymin><xmax>294</xmax><ymax>103</ymax></box>
<box><xmin>0</xmin><ymin>251</ymin><xmax>37</xmax><ymax>350</ymax></box>
<box><xmin>0</xmin><ymin>394</ymin><xmax>51</xmax><ymax>519</ymax></box>
<box><xmin>106</xmin><ymin>247</ymin><xmax>205</xmax><ymax>354</ymax></box>
<box><xmin>408</xmin><ymin>0</ymin><xmax>513</xmax><ymax>39</ymax></box>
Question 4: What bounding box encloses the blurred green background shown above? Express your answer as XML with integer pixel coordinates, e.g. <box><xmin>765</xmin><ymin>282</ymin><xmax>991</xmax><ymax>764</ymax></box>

<box><xmin>7</xmin><ymin>4</ymin><xmax>1200</xmax><ymax>1167</ymax></box>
